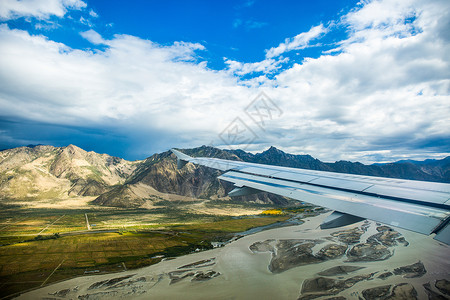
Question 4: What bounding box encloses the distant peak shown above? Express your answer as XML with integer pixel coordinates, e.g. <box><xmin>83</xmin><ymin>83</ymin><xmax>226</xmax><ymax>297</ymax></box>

<box><xmin>26</xmin><ymin>144</ymin><xmax>44</xmax><ymax>148</ymax></box>
<box><xmin>62</xmin><ymin>144</ymin><xmax>85</xmax><ymax>155</ymax></box>
<box><xmin>199</xmin><ymin>145</ymin><xmax>216</xmax><ymax>150</ymax></box>
<box><xmin>265</xmin><ymin>146</ymin><xmax>284</xmax><ymax>154</ymax></box>
<box><xmin>65</xmin><ymin>144</ymin><xmax>81</xmax><ymax>150</ymax></box>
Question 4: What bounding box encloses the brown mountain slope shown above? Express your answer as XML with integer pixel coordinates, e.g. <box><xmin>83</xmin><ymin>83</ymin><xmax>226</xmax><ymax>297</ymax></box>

<box><xmin>0</xmin><ymin>145</ymin><xmax>139</xmax><ymax>200</ymax></box>
<box><xmin>91</xmin><ymin>148</ymin><xmax>289</xmax><ymax>208</ymax></box>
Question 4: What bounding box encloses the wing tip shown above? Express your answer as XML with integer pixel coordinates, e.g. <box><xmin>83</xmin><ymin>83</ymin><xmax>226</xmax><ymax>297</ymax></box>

<box><xmin>171</xmin><ymin>149</ymin><xmax>192</xmax><ymax>160</ymax></box>
<box><xmin>171</xmin><ymin>149</ymin><xmax>192</xmax><ymax>169</ymax></box>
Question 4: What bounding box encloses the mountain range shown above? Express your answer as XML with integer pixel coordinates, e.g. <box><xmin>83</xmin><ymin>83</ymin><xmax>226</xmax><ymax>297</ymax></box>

<box><xmin>0</xmin><ymin>145</ymin><xmax>449</xmax><ymax>208</ymax></box>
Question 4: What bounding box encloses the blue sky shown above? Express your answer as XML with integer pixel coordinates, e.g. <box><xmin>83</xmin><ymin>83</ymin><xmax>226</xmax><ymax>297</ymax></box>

<box><xmin>83</xmin><ymin>0</ymin><xmax>354</xmax><ymax>68</ymax></box>
<box><xmin>0</xmin><ymin>0</ymin><xmax>449</xmax><ymax>163</ymax></box>
<box><xmin>5</xmin><ymin>0</ymin><xmax>355</xmax><ymax>71</ymax></box>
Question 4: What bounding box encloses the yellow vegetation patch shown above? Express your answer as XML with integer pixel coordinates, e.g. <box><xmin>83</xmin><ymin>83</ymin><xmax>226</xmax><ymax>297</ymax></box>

<box><xmin>260</xmin><ymin>209</ymin><xmax>284</xmax><ymax>215</ymax></box>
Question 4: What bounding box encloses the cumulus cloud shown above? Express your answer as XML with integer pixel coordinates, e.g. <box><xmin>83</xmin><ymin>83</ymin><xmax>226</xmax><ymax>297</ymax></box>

<box><xmin>0</xmin><ymin>0</ymin><xmax>86</xmax><ymax>20</ymax></box>
<box><xmin>268</xmin><ymin>0</ymin><xmax>450</xmax><ymax>162</ymax></box>
<box><xmin>0</xmin><ymin>25</ymin><xmax>252</xmax><ymax>145</ymax></box>
<box><xmin>0</xmin><ymin>0</ymin><xmax>449</xmax><ymax>162</ymax></box>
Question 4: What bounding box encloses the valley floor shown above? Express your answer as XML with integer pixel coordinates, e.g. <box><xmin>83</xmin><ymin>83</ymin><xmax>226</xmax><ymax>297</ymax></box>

<box><xmin>14</xmin><ymin>213</ymin><xmax>450</xmax><ymax>300</ymax></box>
<box><xmin>0</xmin><ymin>199</ymin><xmax>305</xmax><ymax>298</ymax></box>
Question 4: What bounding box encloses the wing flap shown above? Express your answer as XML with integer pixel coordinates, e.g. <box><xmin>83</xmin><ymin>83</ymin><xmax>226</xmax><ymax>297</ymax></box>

<box><xmin>434</xmin><ymin>222</ymin><xmax>450</xmax><ymax>244</ymax></box>
<box><xmin>320</xmin><ymin>211</ymin><xmax>365</xmax><ymax>229</ymax></box>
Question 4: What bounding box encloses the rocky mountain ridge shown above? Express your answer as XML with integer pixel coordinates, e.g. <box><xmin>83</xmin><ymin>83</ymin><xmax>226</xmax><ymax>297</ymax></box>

<box><xmin>1</xmin><ymin>145</ymin><xmax>449</xmax><ymax>208</ymax></box>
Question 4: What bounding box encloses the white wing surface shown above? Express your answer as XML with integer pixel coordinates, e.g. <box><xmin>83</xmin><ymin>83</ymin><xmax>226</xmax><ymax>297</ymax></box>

<box><xmin>171</xmin><ymin>149</ymin><xmax>450</xmax><ymax>244</ymax></box>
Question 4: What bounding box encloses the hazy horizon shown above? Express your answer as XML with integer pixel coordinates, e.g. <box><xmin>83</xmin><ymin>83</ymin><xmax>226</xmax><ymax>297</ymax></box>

<box><xmin>2</xmin><ymin>143</ymin><xmax>449</xmax><ymax>165</ymax></box>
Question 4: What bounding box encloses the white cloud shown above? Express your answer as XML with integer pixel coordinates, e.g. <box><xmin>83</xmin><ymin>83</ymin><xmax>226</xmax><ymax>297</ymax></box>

<box><xmin>80</xmin><ymin>29</ymin><xmax>105</xmax><ymax>44</ymax></box>
<box><xmin>224</xmin><ymin>57</ymin><xmax>288</xmax><ymax>76</ymax></box>
<box><xmin>79</xmin><ymin>16</ymin><xmax>93</xmax><ymax>27</ymax></box>
<box><xmin>89</xmin><ymin>9</ymin><xmax>98</xmax><ymax>18</ymax></box>
<box><xmin>344</xmin><ymin>0</ymin><xmax>416</xmax><ymax>32</ymax></box>
<box><xmin>265</xmin><ymin>24</ymin><xmax>327</xmax><ymax>58</ymax></box>
<box><xmin>0</xmin><ymin>24</ymin><xmax>252</xmax><ymax>139</ymax></box>
<box><xmin>0</xmin><ymin>0</ymin><xmax>86</xmax><ymax>20</ymax></box>
<box><xmin>268</xmin><ymin>0</ymin><xmax>450</xmax><ymax>162</ymax></box>
<box><xmin>0</xmin><ymin>0</ymin><xmax>449</xmax><ymax>162</ymax></box>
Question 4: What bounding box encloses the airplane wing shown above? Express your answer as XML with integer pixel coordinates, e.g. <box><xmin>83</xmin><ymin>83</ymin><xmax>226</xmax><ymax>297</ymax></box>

<box><xmin>171</xmin><ymin>149</ymin><xmax>450</xmax><ymax>245</ymax></box>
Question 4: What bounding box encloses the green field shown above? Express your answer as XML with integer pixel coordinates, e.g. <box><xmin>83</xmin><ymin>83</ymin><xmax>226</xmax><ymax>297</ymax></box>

<box><xmin>0</xmin><ymin>205</ymin><xmax>294</xmax><ymax>298</ymax></box>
